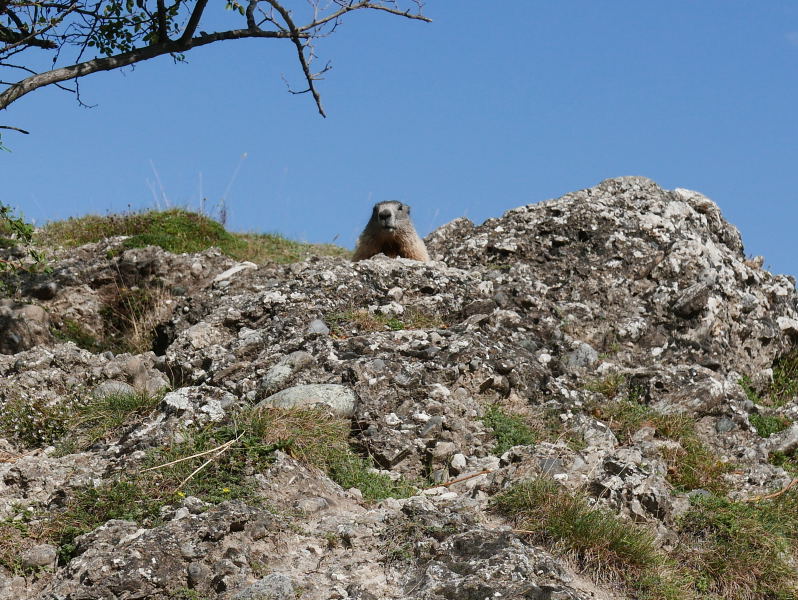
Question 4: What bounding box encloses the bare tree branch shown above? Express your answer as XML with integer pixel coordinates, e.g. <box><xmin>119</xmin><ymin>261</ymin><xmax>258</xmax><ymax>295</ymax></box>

<box><xmin>0</xmin><ymin>123</ymin><xmax>28</xmax><ymax>133</ymax></box>
<box><xmin>265</xmin><ymin>0</ymin><xmax>326</xmax><ymax>117</ymax></box>
<box><xmin>178</xmin><ymin>0</ymin><xmax>206</xmax><ymax>45</ymax></box>
<box><xmin>0</xmin><ymin>0</ymin><xmax>431</xmax><ymax>117</ymax></box>
<box><xmin>299</xmin><ymin>0</ymin><xmax>431</xmax><ymax>32</ymax></box>
<box><xmin>0</xmin><ymin>27</ymin><xmax>291</xmax><ymax>109</ymax></box>
<box><xmin>155</xmin><ymin>0</ymin><xmax>168</xmax><ymax>42</ymax></box>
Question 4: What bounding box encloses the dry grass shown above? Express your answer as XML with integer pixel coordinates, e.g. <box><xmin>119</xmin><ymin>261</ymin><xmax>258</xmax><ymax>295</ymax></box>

<box><xmin>326</xmin><ymin>306</ymin><xmax>446</xmax><ymax>338</ymax></box>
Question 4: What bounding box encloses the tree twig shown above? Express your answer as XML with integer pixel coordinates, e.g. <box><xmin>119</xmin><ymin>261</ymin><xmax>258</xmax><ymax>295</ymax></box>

<box><xmin>175</xmin><ymin>432</ymin><xmax>245</xmax><ymax>490</ymax></box>
<box><xmin>0</xmin><ymin>28</ymin><xmax>290</xmax><ymax>109</ymax></box>
<box><xmin>265</xmin><ymin>0</ymin><xmax>326</xmax><ymax>117</ymax></box>
<box><xmin>745</xmin><ymin>477</ymin><xmax>798</xmax><ymax>502</ymax></box>
<box><xmin>0</xmin><ymin>124</ymin><xmax>28</xmax><ymax>133</ymax></box>
<box><xmin>141</xmin><ymin>433</ymin><xmax>243</xmax><ymax>473</ymax></box>
<box><xmin>426</xmin><ymin>469</ymin><xmax>492</xmax><ymax>489</ymax></box>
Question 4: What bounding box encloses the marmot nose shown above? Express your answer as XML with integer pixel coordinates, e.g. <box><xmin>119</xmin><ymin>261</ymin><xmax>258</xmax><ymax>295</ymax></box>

<box><xmin>379</xmin><ymin>210</ymin><xmax>392</xmax><ymax>220</ymax></box>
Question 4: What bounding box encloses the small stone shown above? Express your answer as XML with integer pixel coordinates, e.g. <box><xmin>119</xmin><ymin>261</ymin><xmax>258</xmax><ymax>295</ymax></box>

<box><xmin>386</xmin><ymin>287</ymin><xmax>404</xmax><ymax>301</ymax></box>
<box><xmin>306</xmin><ymin>319</ymin><xmax>330</xmax><ymax>335</ymax></box>
<box><xmin>450</xmin><ymin>453</ymin><xmax>467</xmax><ymax>471</ymax></box>
<box><xmin>671</xmin><ymin>282</ymin><xmax>710</xmax><ymax>318</ymax></box>
<box><xmin>296</xmin><ymin>497</ymin><xmax>330</xmax><ymax>514</ymax></box>
<box><xmin>494</xmin><ymin>359</ymin><xmax>516</xmax><ymax>374</ymax></box>
<box><xmin>20</xmin><ymin>544</ymin><xmax>57</xmax><ymax>568</ymax></box>
<box><xmin>232</xmin><ymin>573</ymin><xmax>294</xmax><ymax>600</ymax></box>
<box><xmin>419</xmin><ymin>416</ymin><xmax>443</xmax><ymax>436</ymax></box>
<box><xmin>92</xmin><ymin>380</ymin><xmax>136</xmax><ymax>400</ymax></box>
<box><xmin>562</xmin><ymin>343</ymin><xmax>599</xmax><ymax>372</ymax></box>
<box><xmin>431</xmin><ymin>441</ymin><xmax>457</xmax><ymax>460</ymax></box>
<box><xmin>258</xmin><ymin>351</ymin><xmax>314</xmax><ymax>394</ymax></box>
<box><xmin>384</xmin><ymin>413</ymin><xmax>401</xmax><ymax>426</ymax></box>
<box><xmin>257</xmin><ymin>384</ymin><xmax>357</xmax><ymax>418</ymax></box>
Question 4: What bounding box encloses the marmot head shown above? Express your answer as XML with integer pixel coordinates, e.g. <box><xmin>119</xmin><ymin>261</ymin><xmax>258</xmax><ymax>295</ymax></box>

<box><xmin>371</xmin><ymin>200</ymin><xmax>412</xmax><ymax>233</ymax></box>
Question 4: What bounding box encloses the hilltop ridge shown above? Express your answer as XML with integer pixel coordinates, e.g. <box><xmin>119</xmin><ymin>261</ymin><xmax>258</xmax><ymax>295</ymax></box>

<box><xmin>1</xmin><ymin>177</ymin><xmax>798</xmax><ymax>600</ymax></box>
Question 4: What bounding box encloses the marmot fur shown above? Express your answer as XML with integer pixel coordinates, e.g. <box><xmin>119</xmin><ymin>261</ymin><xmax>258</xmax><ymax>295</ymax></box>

<box><xmin>352</xmin><ymin>201</ymin><xmax>430</xmax><ymax>262</ymax></box>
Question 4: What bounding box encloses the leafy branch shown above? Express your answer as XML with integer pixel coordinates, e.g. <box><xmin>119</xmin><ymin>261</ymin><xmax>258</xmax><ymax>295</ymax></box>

<box><xmin>0</xmin><ymin>0</ymin><xmax>430</xmax><ymax>122</ymax></box>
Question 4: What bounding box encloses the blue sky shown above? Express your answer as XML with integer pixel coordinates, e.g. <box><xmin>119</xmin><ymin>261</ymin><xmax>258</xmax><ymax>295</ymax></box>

<box><xmin>3</xmin><ymin>1</ymin><xmax>797</xmax><ymax>277</ymax></box>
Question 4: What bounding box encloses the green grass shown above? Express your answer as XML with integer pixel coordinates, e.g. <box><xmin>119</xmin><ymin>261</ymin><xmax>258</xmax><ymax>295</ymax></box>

<box><xmin>771</xmin><ymin>350</ymin><xmax>798</xmax><ymax>407</ymax></box>
<box><xmin>739</xmin><ymin>350</ymin><xmax>798</xmax><ymax>409</ymax></box>
<box><xmin>0</xmin><ymin>392</ymin><xmax>73</xmax><ymax>448</ymax></box>
<box><xmin>0</xmin><ymin>389</ymin><xmax>162</xmax><ymax>452</ymax></box>
<box><xmin>676</xmin><ymin>493</ymin><xmax>798</xmax><ymax>599</ymax></box>
<box><xmin>57</xmin><ymin>391</ymin><xmax>164</xmax><ymax>454</ymax></box>
<box><xmin>584</xmin><ymin>373</ymin><xmax>627</xmax><ymax>398</ymax></box>
<box><xmin>0</xmin><ymin>519</ymin><xmax>36</xmax><ymax>573</ymax></box>
<box><xmin>54</xmin><ymin>479</ymin><xmax>169</xmax><ymax>563</ymax></box>
<box><xmin>50</xmin><ymin>318</ymin><xmax>103</xmax><ymax>352</ymax></box>
<box><xmin>749</xmin><ymin>413</ymin><xmax>792</xmax><ymax>438</ymax></box>
<box><xmin>38</xmin><ymin>208</ymin><xmax>348</xmax><ymax>263</ymax></box>
<box><xmin>10</xmin><ymin>405</ymin><xmax>417</xmax><ymax>569</ymax></box>
<box><xmin>495</xmin><ymin>479</ymin><xmax>798</xmax><ymax>599</ymax></box>
<box><xmin>326</xmin><ymin>451</ymin><xmax>418</xmax><ymax>501</ymax></box>
<box><xmin>590</xmin><ymin>398</ymin><xmax>731</xmax><ymax>495</ymax></box>
<box><xmin>770</xmin><ymin>451</ymin><xmax>798</xmax><ymax>475</ymax></box>
<box><xmin>494</xmin><ymin>478</ymin><xmax>686</xmax><ymax>598</ymax></box>
<box><xmin>482</xmin><ymin>405</ymin><xmax>538</xmax><ymax>455</ymax></box>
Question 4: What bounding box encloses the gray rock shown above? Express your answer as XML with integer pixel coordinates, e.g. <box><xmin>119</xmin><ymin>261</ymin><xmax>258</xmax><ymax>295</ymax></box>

<box><xmin>562</xmin><ymin>342</ymin><xmax>599</xmax><ymax>372</ymax></box>
<box><xmin>20</xmin><ymin>544</ymin><xmax>57</xmax><ymax>568</ymax></box>
<box><xmin>92</xmin><ymin>380</ymin><xmax>136</xmax><ymax>400</ymax></box>
<box><xmin>258</xmin><ymin>351</ymin><xmax>314</xmax><ymax>395</ymax></box>
<box><xmin>232</xmin><ymin>573</ymin><xmax>294</xmax><ymax>600</ymax></box>
<box><xmin>257</xmin><ymin>384</ymin><xmax>357</xmax><ymax>418</ymax></box>
<box><xmin>160</xmin><ymin>386</ymin><xmax>234</xmax><ymax>423</ymax></box>
<box><xmin>306</xmin><ymin>319</ymin><xmax>330</xmax><ymax>335</ymax></box>
<box><xmin>5</xmin><ymin>177</ymin><xmax>798</xmax><ymax>600</ymax></box>
<box><xmin>671</xmin><ymin>281</ymin><xmax>711</xmax><ymax>318</ymax></box>
<box><xmin>213</xmin><ymin>262</ymin><xmax>258</xmax><ymax>283</ymax></box>
<box><xmin>0</xmin><ymin>300</ymin><xmax>52</xmax><ymax>354</ymax></box>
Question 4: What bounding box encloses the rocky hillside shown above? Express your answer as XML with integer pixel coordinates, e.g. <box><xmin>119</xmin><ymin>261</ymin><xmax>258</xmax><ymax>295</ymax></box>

<box><xmin>2</xmin><ymin>176</ymin><xmax>798</xmax><ymax>600</ymax></box>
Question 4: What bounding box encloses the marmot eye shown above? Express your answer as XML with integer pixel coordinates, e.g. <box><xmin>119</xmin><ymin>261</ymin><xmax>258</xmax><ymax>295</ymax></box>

<box><xmin>397</xmin><ymin>205</ymin><xmax>404</xmax><ymax>211</ymax></box>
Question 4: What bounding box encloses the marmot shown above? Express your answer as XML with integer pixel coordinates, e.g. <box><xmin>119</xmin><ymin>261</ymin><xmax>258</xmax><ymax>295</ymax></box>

<box><xmin>352</xmin><ymin>201</ymin><xmax>430</xmax><ymax>262</ymax></box>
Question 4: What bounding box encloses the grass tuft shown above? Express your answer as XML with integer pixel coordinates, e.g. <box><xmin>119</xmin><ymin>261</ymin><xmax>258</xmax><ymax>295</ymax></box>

<box><xmin>584</xmin><ymin>373</ymin><xmax>627</xmax><ymax>398</ymax></box>
<box><xmin>57</xmin><ymin>391</ymin><xmax>163</xmax><ymax>454</ymax></box>
<box><xmin>482</xmin><ymin>404</ymin><xmax>538</xmax><ymax>455</ymax></box>
<box><xmin>0</xmin><ymin>389</ymin><xmax>162</xmax><ymax>452</ymax></box>
<box><xmin>739</xmin><ymin>350</ymin><xmax>798</xmax><ymax>409</ymax></box>
<box><xmin>495</xmin><ymin>479</ymin><xmax>798</xmax><ymax>599</ymax></box>
<box><xmin>494</xmin><ymin>478</ymin><xmax>684</xmax><ymax>597</ymax></box>
<box><xmin>590</xmin><ymin>398</ymin><xmax>731</xmax><ymax>495</ymax></box>
<box><xmin>676</xmin><ymin>493</ymin><xmax>798</xmax><ymax>599</ymax></box>
<box><xmin>749</xmin><ymin>413</ymin><xmax>791</xmax><ymax>438</ymax></box>
<box><xmin>38</xmin><ymin>209</ymin><xmax>348</xmax><ymax>263</ymax></box>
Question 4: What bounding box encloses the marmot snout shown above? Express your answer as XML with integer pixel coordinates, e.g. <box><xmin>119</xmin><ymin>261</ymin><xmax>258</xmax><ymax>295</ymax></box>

<box><xmin>352</xmin><ymin>201</ymin><xmax>430</xmax><ymax>262</ymax></box>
